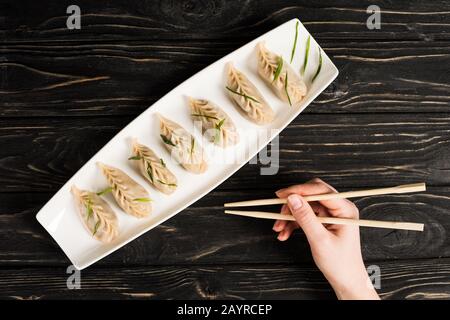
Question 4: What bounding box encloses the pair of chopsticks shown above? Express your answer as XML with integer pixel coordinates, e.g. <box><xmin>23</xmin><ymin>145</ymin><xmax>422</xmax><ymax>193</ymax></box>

<box><xmin>224</xmin><ymin>183</ymin><xmax>426</xmax><ymax>232</ymax></box>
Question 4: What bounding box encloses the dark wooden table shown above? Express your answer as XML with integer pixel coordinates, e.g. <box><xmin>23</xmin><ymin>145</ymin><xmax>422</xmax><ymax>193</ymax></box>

<box><xmin>1</xmin><ymin>0</ymin><xmax>450</xmax><ymax>299</ymax></box>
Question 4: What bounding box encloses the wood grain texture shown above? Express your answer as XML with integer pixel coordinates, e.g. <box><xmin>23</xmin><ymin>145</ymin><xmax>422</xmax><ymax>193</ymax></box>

<box><xmin>0</xmin><ymin>188</ymin><xmax>448</xmax><ymax>266</ymax></box>
<box><xmin>1</xmin><ymin>41</ymin><xmax>449</xmax><ymax>116</ymax></box>
<box><xmin>1</xmin><ymin>0</ymin><xmax>450</xmax><ymax>300</ymax></box>
<box><xmin>0</xmin><ymin>114</ymin><xmax>449</xmax><ymax>193</ymax></box>
<box><xmin>3</xmin><ymin>0</ymin><xmax>450</xmax><ymax>42</ymax></box>
<box><xmin>1</xmin><ymin>258</ymin><xmax>450</xmax><ymax>300</ymax></box>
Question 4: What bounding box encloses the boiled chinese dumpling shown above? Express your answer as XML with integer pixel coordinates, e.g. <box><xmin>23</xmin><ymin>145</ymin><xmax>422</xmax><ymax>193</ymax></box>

<box><xmin>71</xmin><ymin>185</ymin><xmax>119</xmax><ymax>243</ymax></box>
<box><xmin>257</xmin><ymin>42</ymin><xmax>307</xmax><ymax>105</ymax></box>
<box><xmin>98</xmin><ymin>162</ymin><xmax>151</xmax><ymax>218</ymax></box>
<box><xmin>225</xmin><ymin>62</ymin><xmax>274</xmax><ymax>125</ymax></box>
<box><xmin>158</xmin><ymin>114</ymin><xmax>208</xmax><ymax>174</ymax></box>
<box><xmin>130</xmin><ymin>139</ymin><xmax>178</xmax><ymax>194</ymax></box>
<box><xmin>189</xmin><ymin>97</ymin><xmax>239</xmax><ymax>148</ymax></box>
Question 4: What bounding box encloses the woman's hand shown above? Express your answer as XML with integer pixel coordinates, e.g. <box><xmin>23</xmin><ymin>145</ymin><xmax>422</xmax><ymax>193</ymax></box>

<box><xmin>273</xmin><ymin>178</ymin><xmax>380</xmax><ymax>300</ymax></box>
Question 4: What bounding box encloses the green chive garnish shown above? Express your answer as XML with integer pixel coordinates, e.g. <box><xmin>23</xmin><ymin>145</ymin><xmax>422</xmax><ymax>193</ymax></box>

<box><xmin>284</xmin><ymin>72</ymin><xmax>292</xmax><ymax>106</ymax></box>
<box><xmin>128</xmin><ymin>155</ymin><xmax>142</xmax><ymax>160</ymax></box>
<box><xmin>86</xmin><ymin>199</ymin><xmax>93</xmax><ymax>220</ymax></box>
<box><xmin>214</xmin><ymin>118</ymin><xmax>225</xmax><ymax>143</ymax></box>
<box><xmin>216</xmin><ymin>118</ymin><xmax>225</xmax><ymax>130</ymax></box>
<box><xmin>147</xmin><ymin>166</ymin><xmax>154</xmax><ymax>183</ymax></box>
<box><xmin>160</xmin><ymin>134</ymin><xmax>176</xmax><ymax>146</ymax></box>
<box><xmin>191</xmin><ymin>113</ymin><xmax>219</xmax><ymax>121</ymax></box>
<box><xmin>290</xmin><ymin>21</ymin><xmax>299</xmax><ymax>63</ymax></box>
<box><xmin>96</xmin><ymin>187</ymin><xmax>112</xmax><ymax>196</ymax></box>
<box><xmin>157</xmin><ymin>179</ymin><xmax>177</xmax><ymax>187</ymax></box>
<box><xmin>160</xmin><ymin>158</ymin><xmax>166</xmax><ymax>167</ymax></box>
<box><xmin>134</xmin><ymin>198</ymin><xmax>152</xmax><ymax>202</ymax></box>
<box><xmin>311</xmin><ymin>48</ymin><xmax>322</xmax><ymax>83</ymax></box>
<box><xmin>226</xmin><ymin>86</ymin><xmax>260</xmax><ymax>104</ymax></box>
<box><xmin>272</xmin><ymin>56</ymin><xmax>283</xmax><ymax>83</ymax></box>
<box><xmin>190</xmin><ymin>137</ymin><xmax>195</xmax><ymax>155</ymax></box>
<box><xmin>301</xmin><ymin>35</ymin><xmax>311</xmax><ymax>75</ymax></box>
<box><xmin>93</xmin><ymin>219</ymin><xmax>100</xmax><ymax>236</ymax></box>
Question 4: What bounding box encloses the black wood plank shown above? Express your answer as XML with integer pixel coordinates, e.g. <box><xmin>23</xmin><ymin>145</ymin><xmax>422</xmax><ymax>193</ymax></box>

<box><xmin>3</xmin><ymin>0</ymin><xmax>450</xmax><ymax>42</ymax></box>
<box><xmin>0</xmin><ymin>188</ymin><xmax>448</xmax><ymax>266</ymax></box>
<box><xmin>0</xmin><ymin>113</ymin><xmax>449</xmax><ymax>193</ymax></box>
<box><xmin>1</xmin><ymin>41</ymin><xmax>449</xmax><ymax>116</ymax></box>
<box><xmin>1</xmin><ymin>0</ymin><xmax>449</xmax><ymax>300</ymax></box>
<box><xmin>1</xmin><ymin>258</ymin><xmax>449</xmax><ymax>299</ymax></box>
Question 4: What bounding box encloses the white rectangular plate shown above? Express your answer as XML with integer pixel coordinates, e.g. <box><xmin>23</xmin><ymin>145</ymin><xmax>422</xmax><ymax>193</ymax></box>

<box><xmin>36</xmin><ymin>19</ymin><xmax>338</xmax><ymax>270</ymax></box>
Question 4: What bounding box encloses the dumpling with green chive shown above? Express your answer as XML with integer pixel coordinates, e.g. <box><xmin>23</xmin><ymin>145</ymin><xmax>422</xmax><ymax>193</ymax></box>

<box><xmin>158</xmin><ymin>114</ymin><xmax>208</xmax><ymax>174</ymax></box>
<box><xmin>257</xmin><ymin>42</ymin><xmax>307</xmax><ymax>106</ymax></box>
<box><xmin>71</xmin><ymin>185</ymin><xmax>119</xmax><ymax>243</ymax></box>
<box><xmin>189</xmin><ymin>97</ymin><xmax>239</xmax><ymax>148</ymax></box>
<box><xmin>130</xmin><ymin>139</ymin><xmax>178</xmax><ymax>194</ymax></box>
<box><xmin>225</xmin><ymin>62</ymin><xmax>274</xmax><ymax>125</ymax></box>
<box><xmin>98</xmin><ymin>162</ymin><xmax>151</xmax><ymax>218</ymax></box>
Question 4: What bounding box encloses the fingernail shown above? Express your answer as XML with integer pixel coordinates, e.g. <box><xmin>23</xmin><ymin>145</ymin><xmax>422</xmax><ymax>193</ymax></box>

<box><xmin>272</xmin><ymin>221</ymin><xmax>280</xmax><ymax>231</ymax></box>
<box><xmin>277</xmin><ymin>231</ymin><xmax>285</xmax><ymax>241</ymax></box>
<box><xmin>275</xmin><ymin>188</ymin><xmax>286</xmax><ymax>196</ymax></box>
<box><xmin>288</xmin><ymin>194</ymin><xmax>302</xmax><ymax>210</ymax></box>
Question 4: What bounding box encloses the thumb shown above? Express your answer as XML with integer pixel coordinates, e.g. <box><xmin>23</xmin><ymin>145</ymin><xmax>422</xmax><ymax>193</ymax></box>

<box><xmin>287</xmin><ymin>194</ymin><xmax>328</xmax><ymax>243</ymax></box>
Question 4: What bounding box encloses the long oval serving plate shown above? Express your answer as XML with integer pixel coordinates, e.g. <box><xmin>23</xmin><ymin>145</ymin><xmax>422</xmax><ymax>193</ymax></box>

<box><xmin>36</xmin><ymin>19</ymin><xmax>338</xmax><ymax>269</ymax></box>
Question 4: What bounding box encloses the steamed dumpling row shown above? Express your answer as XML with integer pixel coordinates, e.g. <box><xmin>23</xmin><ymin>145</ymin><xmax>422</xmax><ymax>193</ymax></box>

<box><xmin>185</xmin><ymin>42</ymin><xmax>308</xmax><ymax>147</ymax></box>
<box><xmin>222</xmin><ymin>42</ymin><xmax>307</xmax><ymax>126</ymax></box>
<box><xmin>72</xmin><ymin>41</ymin><xmax>308</xmax><ymax>243</ymax></box>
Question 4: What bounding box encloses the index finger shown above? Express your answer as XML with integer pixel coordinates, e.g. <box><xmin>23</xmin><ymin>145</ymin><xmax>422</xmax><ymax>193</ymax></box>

<box><xmin>276</xmin><ymin>178</ymin><xmax>358</xmax><ymax>218</ymax></box>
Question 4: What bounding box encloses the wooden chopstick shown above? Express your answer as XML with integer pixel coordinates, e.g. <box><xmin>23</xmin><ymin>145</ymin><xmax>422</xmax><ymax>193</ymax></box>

<box><xmin>225</xmin><ymin>210</ymin><xmax>424</xmax><ymax>232</ymax></box>
<box><xmin>224</xmin><ymin>183</ymin><xmax>426</xmax><ymax>208</ymax></box>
